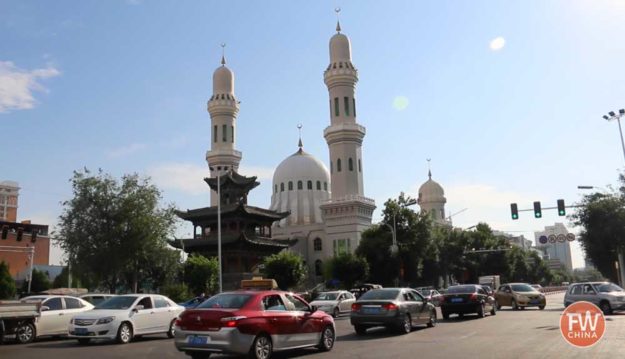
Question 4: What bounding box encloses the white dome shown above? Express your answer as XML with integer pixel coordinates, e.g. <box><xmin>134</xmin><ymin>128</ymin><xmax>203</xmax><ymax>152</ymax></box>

<box><xmin>330</xmin><ymin>33</ymin><xmax>351</xmax><ymax>62</ymax></box>
<box><xmin>213</xmin><ymin>65</ymin><xmax>234</xmax><ymax>94</ymax></box>
<box><xmin>270</xmin><ymin>148</ymin><xmax>331</xmax><ymax>226</ymax></box>
<box><xmin>418</xmin><ymin>174</ymin><xmax>446</xmax><ymax>205</ymax></box>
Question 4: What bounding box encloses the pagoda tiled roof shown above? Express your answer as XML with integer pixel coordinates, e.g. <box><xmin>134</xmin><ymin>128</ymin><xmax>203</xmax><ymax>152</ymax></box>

<box><xmin>169</xmin><ymin>232</ymin><xmax>295</xmax><ymax>250</ymax></box>
<box><xmin>204</xmin><ymin>170</ymin><xmax>259</xmax><ymax>191</ymax></box>
<box><xmin>176</xmin><ymin>202</ymin><xmax>290</xmax><ymax>222</ymax></box>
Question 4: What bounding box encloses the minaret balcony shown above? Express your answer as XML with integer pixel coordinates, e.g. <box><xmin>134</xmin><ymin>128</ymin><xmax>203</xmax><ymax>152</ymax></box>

<box><xmin>323</xmin><ymin>123</ymin><xmax>366</xmax><ymax>145</ymax></box>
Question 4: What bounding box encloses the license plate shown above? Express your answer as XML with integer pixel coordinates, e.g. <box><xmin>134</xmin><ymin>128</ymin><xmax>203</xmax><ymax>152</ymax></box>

<box><xmin>530</xmin><ymin>300</ymin><xmax>539</xmax><ymax>304</ymax></box>
<box><xmin>187</xmin><ymin>335</ymin><xmax>209</xmax><ymax>345</ymax></box>
<box><xmin>75</xmin><ymin>328</ymin><xmax>88</xmax><ymax>334</ymax></box>
<box><xmin>362</xmin><ymin>307</ymin><xmax>380</xmax><ymax>314</ymax></box>
<box><xmin>451</xmin><ymin>298</ymin><xmax>463</xmax><ymax>303</ymax></box>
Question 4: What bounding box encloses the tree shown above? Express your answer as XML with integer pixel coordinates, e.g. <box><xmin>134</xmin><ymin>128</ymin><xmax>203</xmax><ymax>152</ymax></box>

<box><xmin>326</xmin><ymin>253</ymin><xmax>369</xmax><ymax>289</ymax></box>
<box><xmin>56</xmin><ymin>169</ymin><xmax>178</xmax><ymax>293</ymax></box>
<box><xmin>184</xmin><ymin>254</ymin><xmax>219</xmax><ymax>296</ymax></box>
<box><xmin>0</xmin><ymin>261</ymin><xmax>16</xmax><ymax>299</ymax></box>
<box><xmin>262</xmin><ymin>251</ymin><xmax>307</xmax><ymax>290</ymax></box>
<box><xmin>571</xmin><ymin>188</ymin><xmax>625</xmax><ymax>283</ymax></box>
<box><xmin>21</xmin><ymin>268</ymin><xmax>51</xmax><ymax>293</ymax></box>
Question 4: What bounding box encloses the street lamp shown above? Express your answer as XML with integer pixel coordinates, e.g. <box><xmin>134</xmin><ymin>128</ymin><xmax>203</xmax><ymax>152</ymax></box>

<box><xmin>382</xmin><ymin>198</ymin><xmax>417</xmax><ymax>286</ymax></box>
<box><xmin>604</xmin><ymin>108</ymin><xmax>625</xmax><ymax>162</ymax></box>
<box><xmin>209</xmin><ymin>166</ymin><xmax>223</xmax><ymax>293</ymax></box>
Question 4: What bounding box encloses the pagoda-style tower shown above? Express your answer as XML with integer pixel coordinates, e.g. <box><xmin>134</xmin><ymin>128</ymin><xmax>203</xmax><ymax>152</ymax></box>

<box><xmin>174</xmin><ymin>170</ymin><xmax>292</xmax><ymax>290</ymax></box>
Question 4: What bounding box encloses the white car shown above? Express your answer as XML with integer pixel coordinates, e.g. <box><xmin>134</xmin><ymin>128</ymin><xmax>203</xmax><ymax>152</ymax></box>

<box><xmin>309</xmin><ymin>290</ymin><xmax>356</xmax><ymax>317</ymax></box>
<box><xmin>68</xmin><ymin>294</ymin><xmax>185</xmax><ymax>344</ymax></box>
<box><xmin>20</xmin><ymin>295</ymin><xmax>94</xmax><ymax>342</ymax></box>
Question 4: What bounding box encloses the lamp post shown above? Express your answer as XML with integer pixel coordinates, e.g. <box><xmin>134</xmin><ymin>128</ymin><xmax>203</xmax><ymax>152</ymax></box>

<box><xmin>209</xmin><ymin>167</ymin><xmax>223</xmax><ymax>293</ymax></box>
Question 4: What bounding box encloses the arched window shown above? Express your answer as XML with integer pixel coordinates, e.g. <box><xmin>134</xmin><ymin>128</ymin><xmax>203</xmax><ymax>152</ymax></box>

<box><xmin>337</xmin><ymin>159</ymin><xmax>342</xmax><ymax>172</ymax></box>
<box><xmin>348</xmin><ymin>158</ymin><xmax>354</xmax><ymax>171</ymax></box>
<box><xmin>297</xmin><ymin>181</ymin><xmax>303</xmax><ymax>190</ymax></box>
<box><xmin>344</xmin><ymin>97</ymin><xmax>350</xmax><ymax>116</ymax></box>
<box><xmin>274</xmin><ymin>185</ymin><xmax>277</xmax><ymax>193</ymax></box>
<box><xmin>358</xmin><ymin>159</ymin><xmax>362</xmax><ymax>172</ymax></box>
<box><xmin>330</xmin><ymin>161</ymin><xmax>333</xmax><ymax>174</ymax></box>
<box><xmin>213</xmin><ymin>125</ymin><xmax>217</xmax><ymax>143</ymax></box>
<box><xmin>231</xmin><ymin>125</ymin><xmax>234</xmax><ymax>143</ymax></box>
<box><xmin>324</xmin><ymin>182</ymin><xmax>328</xmax><ymax>191</ymax></box>
<box><xmin>288</xmin><ymin>181</ymin><xmax>293</xmax><ymax>191</ymax></box>
<box><xmin>315</xmin><ymin>259</ymin><xmax>323</xmax><ymax>276</ymax></box>
<box><xmin>222</xmin><ymin>124</ymin><xmax>227</xmax><ymax>142</ymax></box>
<box><xmin>314</xmin><ymin>238</ymin><xmax>322</xmax><ymax>251</ymax></box>
<box><xmin>307</xmin><ymin>181</ymin><xmax>313</xmax><ymax>190</ymax></box>
<box><xmin>334</xmin><ymin>97</ymin><xmax>339</xmax><ymax>117</ymax></box>
<box><xmin>280</xmin><ymin>183</ymin><xmax>284</xmax><ymax>192</ymax></box>
<box><xmin>316</xmin><ymin>181</ymin><xmax>321</xmax><ymax>190</ymax></box>
<box><xmin>353</xmin><ymin>98</ymin><xmax>357</xmax><ymax>117</ymax></box>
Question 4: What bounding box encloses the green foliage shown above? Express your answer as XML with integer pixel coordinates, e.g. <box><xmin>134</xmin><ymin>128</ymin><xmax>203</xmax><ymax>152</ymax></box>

<box><xmin>21</xmin><ymin>268</ymin><xmax>51</xmax><ymax>293</ymax></box>
<box><xmin>571</xmin><ymin>186</ymin><xmax>625</xmax><ymax>284</ymax></box>
<box><xmin>0</xmin><ymin>261</ymin><xmax>16</xmax><ymax>299</ymax></box>
<box><xmin>573</xmin><ymin>267</ymin><xmax>605</xmax><ymax>282</ymax></box>
<box><xmin>162</xmin><ymin>283</ymin><xmax>192</xmax><ymax>303</ymax></box>
<box><xmin>184</xmin><ymin>254</ymin><xmax>219</xmax><ymax>296</ymax></box>
<box><xmin>55</xmin><ymin>169</ymin><xmax>178</xmax><ymax>293</ymax></box>
<box><xmin>326</xmin><ymin>253</ymin><xmax>369</xmax><ymax>289</ymax></box>
<box><xmin>262</xmin><ymin>250</ymin><xmax>307</xmax><ymax>290</ymax></box>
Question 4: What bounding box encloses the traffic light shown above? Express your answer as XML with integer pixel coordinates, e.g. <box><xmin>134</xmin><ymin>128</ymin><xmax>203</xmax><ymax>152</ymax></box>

<box><xmin>533</xmin><ymin>201</ymin><xmax>542</xmax><ymax>218</ymax></box>
<box><xmin>557</xmin><ymin>199</ymin><xmax>566</xmax><ymax>216</ymax></box>
<box><xmin>510</xmin><ymin>203</ymin><xmax>519</xmax><ymax>220</ymax></box>
<box><xmin>1</xmin><ymin>225</ymin><xmax>8</xmax><ymax>240</ymax></box>
<box><xmin>16</xmin><ymin>227</ymin><xmax>23</xmax><ymax>241</ymax></box>
<box><xmin>31</xmin><ymin>229</ymin><xmax>37</xmax><ymax>243</ymax></box>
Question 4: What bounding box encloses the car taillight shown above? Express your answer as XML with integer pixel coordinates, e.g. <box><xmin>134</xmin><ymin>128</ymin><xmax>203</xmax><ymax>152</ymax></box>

<box><xmin>220</xmin><ymin>316</ymin><xmax>247</xmax><ymax>328</ymax></box>
<box><xmin>174</xmin><ymin>318</ymin><xmax>182</xmax><ymax>327</ymax></box>
<box><xmin>469</xmin><ymin>293</ymin><xmax>478</xmax><ymax>302</ymax></box>
<box><xmin>351</xmin><ymin>303</ymin><xmax>362</xmax><ymax>312</ymax></box>
<box><xmin>383</xmin><ymin>303</ymin><xmax>398</xmax><ymax>311</ymax></box>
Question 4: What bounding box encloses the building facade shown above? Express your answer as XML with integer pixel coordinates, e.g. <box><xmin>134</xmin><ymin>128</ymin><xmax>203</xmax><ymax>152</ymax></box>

<box><xmin>0</xmin><ymin>180</ymin><xmax>19</xmax><ymax>222</ymax></box>
<box><xmin>0</xmin><ymin>221</ymin><xmax>50</xmax><ymax>277</ymax></box>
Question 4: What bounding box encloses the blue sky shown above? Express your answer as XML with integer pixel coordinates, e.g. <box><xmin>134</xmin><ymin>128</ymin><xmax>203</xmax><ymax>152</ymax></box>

<box><xmin>3</xmin><ymin>0</ymin><xmax>625</xmax><ymax>268</ymax></box>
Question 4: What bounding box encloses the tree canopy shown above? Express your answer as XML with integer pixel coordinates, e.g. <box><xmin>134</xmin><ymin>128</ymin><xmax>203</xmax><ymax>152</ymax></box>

<box><xmin>183</xmin><ymin>254</ymin><xmax>219</xmax><ymax>296</ymax></box>
<box><xmin>0</xmin><ymin>261</ymin><xmax>16</xmax><ymax>299</ymax></box>
<box><xmin>262</xmin><ymin>250</ymin><xmax>307</xmax><ymax>290</ymax></box>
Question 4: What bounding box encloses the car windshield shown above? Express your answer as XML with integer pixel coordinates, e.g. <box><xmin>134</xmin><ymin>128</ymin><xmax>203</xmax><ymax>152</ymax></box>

<box><xmin>314</xmin><ymin>292</ymin><xmax>338</xmax><ymax>301</ymax></box>
<box><xmin>94</xmin><ymin>296</ymin><xmax>137</xmax><ymax>310</ymax></box>
<box><xmin>511</xmin><ymin>284</ymin><xmax>535</xmax><ymax>292</ymax></box>
<box><xmin>359</xmin><ymin>289</ymin><xmax>399</xmax><ymax>300</ymax></box>
<box><xmin>596</xmin><ymin>283</ymin><xmax>624</xmax><ymax>293</ymax></box>
<box><xmin>418</xmin><ymin>290</ymin><xmax>431</xmax><ymax>296</ymax></box>
<box><xmin>197</xmin><ymin>294</ymin><xmax>252</xmax><ymax>309</ymax></box>
<box><xmin>446</xmin><ymin>286</ymin><xmax>476</xmax><ymax>294</ymax></box>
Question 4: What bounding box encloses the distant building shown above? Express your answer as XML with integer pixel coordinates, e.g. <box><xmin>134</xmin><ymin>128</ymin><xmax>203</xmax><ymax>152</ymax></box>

<box><xmin>534</xmin><ymin>223</ymin><xmax>573</xmax><ymax>272</ymax></box>
<box><xmin>494</xmin><ymin>231</ymin><xmax>533</xmax><ymax>250</ymax></box>
<box><xmin>0</xmin><ymin>220</ymin><xmax>50</xmax><ymax>278</ymax></box>
<box><xmin>417</xmin><ymin>170</ymin><xmax>450</xmax><ymax>226</ymax></box>
<box><xmin>584</xmin><ymin>256</ymin><xmax>595</xmax><ymax>270</ymax></box>
<box><xmin>0</xmin><ymin>180</ymin><xmax>19</xmax><ymax>222</ymax></box>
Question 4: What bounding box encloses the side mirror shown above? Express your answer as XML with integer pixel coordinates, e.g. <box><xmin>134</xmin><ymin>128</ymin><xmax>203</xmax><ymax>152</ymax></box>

<box><xmin>134</xmin><ymin>304</ymin><xmax>145</xmax><ymax>312</ymax></box>
<box><xmin>310</xmin><ymin>305</ymin><xmax>318</xmax><ymax>313</ymax></box>
<box><xmin>41</xmin><ymin>306</ymin><xmax>50</xmax><ymax>312</ymax></box>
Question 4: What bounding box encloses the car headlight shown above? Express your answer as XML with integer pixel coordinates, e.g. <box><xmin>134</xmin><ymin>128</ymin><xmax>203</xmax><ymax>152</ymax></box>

<box><xmin>96</xmin><ymin>317</ymin><xmax>115</xmax><ymax>324</ymax></box>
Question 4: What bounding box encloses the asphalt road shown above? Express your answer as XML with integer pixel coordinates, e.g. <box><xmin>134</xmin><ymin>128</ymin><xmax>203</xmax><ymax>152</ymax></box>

<box><xmin>2</xmin><ymin>292</ymin><xmax>625</xmax><ymax>359</ymax></box>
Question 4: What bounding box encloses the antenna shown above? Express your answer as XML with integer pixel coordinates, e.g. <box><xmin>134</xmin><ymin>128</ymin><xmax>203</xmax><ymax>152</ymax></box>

<box><xmin>335</xmin><ymin>7</ymin><xmax>341</xmax><ymax>33</ymax></box>
<box><xmin>220</xmin><ymin>43</ymin><xmax>226</xmax><ymax>66</ymax></box>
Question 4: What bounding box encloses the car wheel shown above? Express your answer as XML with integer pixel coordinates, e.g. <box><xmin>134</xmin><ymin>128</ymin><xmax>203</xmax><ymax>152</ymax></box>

<box><xmin>116</xmin><ymin>322</ymin><xmax>133</xmax><ymax>344</ymax></box>
<box><xmin>77</xmin><ymin>338</ymin><xmax>91</xmax><ymax>345</ymax></box>
<box><xmin>511</xmin><ymin>299</ymin><xmax>518</xmax><ymax>310</ymax></box>
<box><xmin>332</xmin><ymin>307</ymin><xmax>339</xmax><ymax>318</ymax></box>
<box><xmin>477</xmin><ymin>304</ymin><xmax>485</xmax><ymax>318</ymax></box>
<box><xmin>15</xmin><ymin>322</ymin><xmax>36</xmax><ymax>344</ymax></box>
<box><xmin>427</xmin><ymin>311</ymin><xmax>437</xmax><ymax>328</ymax></box>
<box><xmin>354</xmin><ymin>325</ymin><xmax>367</xmax><ymax>336</ymax></box>
<box><xmin>249</xmin><ymin>334</ymin><xmax>272</xmax><ymax>359</ymax></box>
<box><xmin>442</xmin><ymin>311</ymin><xmax>450</xmax><ymax>320</ymax></box>
<box><xmin>600</xmin><ymin>301</ymin><xmax>612</xmax><ymax>315</ymax></box>
<box><xmin>167</xmin><ymin>319</ymin><xmax>176</xmax><ymax>338</ymax></box>
<box><xmin>490</xmin><ymin>304</ymin><xmax>497</xmax><ymax>316</ymax></box>
<box><xmin>398</xmin><ymin>314</ymin><xmax>411</xmax><ymax>334</ymax></box>
<box><xmin>539</xmin><ymin>305</ymin><xmax>545</xmax><ymax>310</ymax></box>
<box><xmin>317</xmin><ymin>325</ymin><xmax>335</xmax><ymax>352</ymax></box>
<box><xmin>458</xmin><ymin>313</ymin><xmax>464</xmax><ymax>319</ymax></box>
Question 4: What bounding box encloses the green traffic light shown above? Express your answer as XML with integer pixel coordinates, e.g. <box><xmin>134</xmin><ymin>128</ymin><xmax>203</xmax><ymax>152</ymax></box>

<box><xmin>559</xmin><ymin>210</ymin><xmax>566</xmax><ymax>216</ymax></box>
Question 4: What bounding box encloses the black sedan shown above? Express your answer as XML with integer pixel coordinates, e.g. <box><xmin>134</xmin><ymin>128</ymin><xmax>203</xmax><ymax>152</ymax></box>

<box><xmin>350</xmin><ymin>288</ymin><xmax>437</xmax><ymax>335</ymax></box>
<box><xmin>441</xmin><ymin>284</ymin><xmax>496</xmax><ymax>319</ymax></box>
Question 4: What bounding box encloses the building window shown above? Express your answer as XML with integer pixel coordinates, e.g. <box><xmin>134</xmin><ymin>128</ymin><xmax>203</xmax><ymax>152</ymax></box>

<box><xmin>348</xmin><ymin>158</ymin><xmax>354</xmax><ymax>171</ymax></box>
<box><xmin>307</xmin><ymin>181</ymin><xmax>313</xmax><ymax>190</ymax></box>
<box><xmin>214</xmin><ymin>125</ymin><xmax>217</xmax><ymax>143</ymax></box>
<box><xmin>337</xmin><ymin>158</ymin><xmax>342</xmax><ymax>172</ymax></box>
<box><xmin>324</xmin><ymin>182</ymin><xmax>328</xmax><ymax>191</ymax></box>
<box><xmin>274</xmin><ymin>185</ymin><xmax>277</xmax><ymax>193</ymax></box>
<box><xmin>288</xmin><ymin>181</ymin><xmax>293</xmax><ymax>191</ymax></box>
<box><xmin>358</xmin><ymin>159</ymin><xmax>362</xmax><ymax>172</ymax></box>
<box><xmin>330</xmin><ymin>161</ymin><xmax>333</xmax><ymax>174</ymax></box>
<box><xmin>222</xmin><ymin>124</ymin><xmax>227</xmax><ymax>142</ymax></box>
<box><xmin>316</xmin><ymin>181</ymin><xmax>321</xmax><ymax>190</ymax></box>
<box><xmin>315</xmin><ymin>260</ymin><xmax>323</xmax><ymax>276</ymax></box>
<box><xmin>353</xmin><ymin>98</ymin><xmax>357</xmax><ymax>117</ymax></box>
<box><xmin>280</xmin><ymin>183</ymin><xmax>284</xmax><ymax>192</ymax></box>
<box><xmin>334</xmin><ymin>238</ymin><xmax>350</xmax><ymax>256</ymax></box>
<box><xmin>344</xmin><ymin>97</ymin><xmax>350</xmax><ymax>116</ymax></box>
<box><xmin>231</xmin><ymin>125</ymin><xmax>234</xmax><ymax>143</ymax></box>
<box><xmin>334</xmin><ymin>97</ymin><xmax>339</xmax><ymax>117</ymax></box>
<box><xmin>314</xmin><ymin>238</ymin><xmax>322</xmax><ymax>251</ymax></box>
<box><xmin>297</xmin><ymin>181</ymin><xmax>303</xmax><ymax>190</ymax></box>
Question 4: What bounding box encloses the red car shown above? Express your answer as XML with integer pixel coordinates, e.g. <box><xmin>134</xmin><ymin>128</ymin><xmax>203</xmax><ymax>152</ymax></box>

<box><xmin>174</xmin><ymin>290</ymin><xmax>335</xmax><ymax>359</ymax></box>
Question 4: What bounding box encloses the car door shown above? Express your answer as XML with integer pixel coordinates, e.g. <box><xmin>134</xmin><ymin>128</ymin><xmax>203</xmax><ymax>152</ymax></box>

<box><xmin>410</xmin><ymin>290</ymin><xmax>429</xmax><ymax>323</ymax></box>
<box><xmin>38</xmin><ymin>297</ymin><xmax>66</xmax><ymax>336</ymax></box>
<box><xmin>568</xmin><ymin>284</ymin><xmax>582</xmax><ymax>304</ymax></box>
<box><xmin>341</xmin><ymin>292</ymin><xmax>356</xmax><ymax>313</ymax></box>
<box><xmin>132</xmin><ymin>296</ymin><xmax>155</xmax><ymax>334</ymax></box>
<box><xmin>497</xmin><ymin>285</ymin><xmax>510</xmax><ymax>306</ymax></box>
<box><xmin>261</xmin><ymin>294</ymin><xmax>297</xmax><ymax>350</ymax></box>
<box><xmin>284</xmin><ymin>294</ymin><xmax>321</xmax><ymax>347</ymax></box>
<box><xmin>582</xmin><ymin>284</ymin><xmax>599</xmax><ymax>305</ymax></box>
<box><xmin>153</xmin><ymin>296</ymin><xmax>174</xmax><ymax>331</ymax></box>
<box><xmin>63</xmin><ymin>297</ymin><xmax>92</xmax><ymax>329</ymax></box>
<box><xmin>400</xmin><ymin>290</ymin><xmax>419</xmax><ymax>325</ymax></box>
<box><xmin>477</xmin><ymin>287</ymin><xmax>492</xmax><ymax>312</ymax></box>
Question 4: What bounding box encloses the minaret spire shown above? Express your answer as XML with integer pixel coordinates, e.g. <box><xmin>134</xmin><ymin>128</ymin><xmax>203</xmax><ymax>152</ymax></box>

<box><xmin>427</xmin><ymin>158</ymin><xmax>432</xmax><ymax>179</ymax></box>
<box><xmin>220</xmin><ymin>43</ymin><xmax>226</xmax><ymax>66</ymax></box>
<box><xmin>297</xmin><ymin>124</ymin><xmax>303</xmax><ymax>153</ymax></box>
<box><xmin>335</xmin><ymin>7</ymin><xmax>341</xmax><ymax>33</ymax></box>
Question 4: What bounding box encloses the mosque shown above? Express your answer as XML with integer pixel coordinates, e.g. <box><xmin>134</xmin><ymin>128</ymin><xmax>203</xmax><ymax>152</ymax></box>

<box><xmin>178</xmin><ymin>15</ymin><xmax>449</xmax><ymax>287</ymax></box>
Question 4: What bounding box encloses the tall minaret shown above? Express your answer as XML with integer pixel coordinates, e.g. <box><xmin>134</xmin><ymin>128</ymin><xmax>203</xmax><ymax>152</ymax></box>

<box><xmin>323</xmin><ymin>12</ymin><xmax>365</xmax><ymax>199</ymax></box>
<box><xmin>206</xmin><ymin>46</ymin><xmax>242</xmax><ymax>206</ymax></box>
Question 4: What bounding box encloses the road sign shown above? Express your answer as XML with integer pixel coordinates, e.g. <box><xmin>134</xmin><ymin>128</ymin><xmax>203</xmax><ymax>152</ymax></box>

<box><xmin>539</xmin><ymin>235</ymin><xmax>548</xmax><ymax>244</ymax></box>
<box><xmin>557</xmin><ymin>234</ymin><xmax>566</xmax><ymax>243</ymax></box>
<box><xmin>567</xmin><ymin>233</ymin><xmax>575</xmax><ymax>241</ymax></box>
<box><xmin>549</xmin><ymin>234</ymin><xmax>557</xmax><ymax>243</ymax></box>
